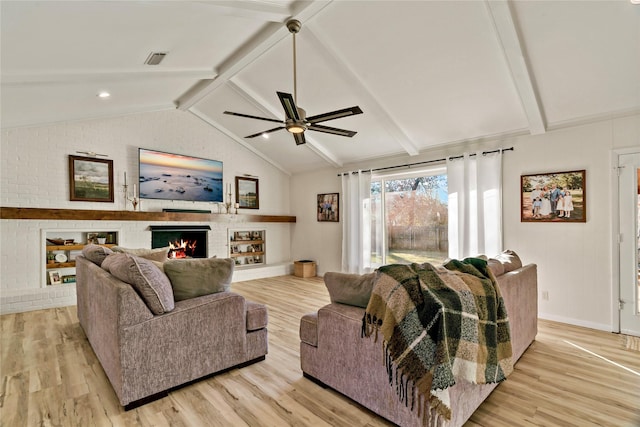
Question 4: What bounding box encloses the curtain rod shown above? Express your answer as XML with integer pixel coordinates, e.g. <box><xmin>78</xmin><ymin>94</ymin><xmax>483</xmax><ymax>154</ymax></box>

<box><xmin>337</xmin><ymin>147</ymin><xmax>514</xmax><ymax>176</ymax></box>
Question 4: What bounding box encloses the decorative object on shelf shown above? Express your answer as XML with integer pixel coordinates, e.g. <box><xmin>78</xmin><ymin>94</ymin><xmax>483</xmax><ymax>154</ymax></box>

<box><xmin>97</xmin><ymin>233</ymin><xmax>107</xmax><ymax>244</ymax></box>
<box><xmin>47</xmin><ymin>238</ymin><xmax>65</xmax><ymax>245</ymax></box>
<box><xmin>225</xmin><ymin>183</ymin><xmax>233</xmax><ymax>213</ymax></box>
<box><xmin>234</xmin><ymin>202</ymin><xmax>239</xmax><ymax>214</ymax></box>
<box><xmin>49</xmin><ymin>270</ymin><xmax>62</xmax><ymax>285</ymax></box>
<box><xmin>69</xmin><ymin>155</ymin><xmax>114</xmax><ymax>202</ymax></box>
<box><xmin>55</xmin><ymin>253</ymin><xmax>68</xmax><ymax>263</ymax></box>
<box><xmin>47</xmin><ymin>252</ymin><xmax>55</xmax><ymax>264</ymax></box>
<box><xmin>235</xmin><ymin>176</ymin><xmax>259</xmax><ymax>209</ymax></box>
<box><xmin>62</xmin><ymin>275</ymin><xmax>76</xmax><ymax>284</ymax></box>
<box><xmin>317</xmin><ymin>192</ymin><xmax>339</xmax><ymax>222</ymax></box>
<box><xmin>520</xmin><ymin>170</ymin><xmax>586</xmax><ymax>223</ymax></box>
<box><xmin>124</xmin><ymin>180</ymin><xmax>138</xmax><ymax>211</ymax></box>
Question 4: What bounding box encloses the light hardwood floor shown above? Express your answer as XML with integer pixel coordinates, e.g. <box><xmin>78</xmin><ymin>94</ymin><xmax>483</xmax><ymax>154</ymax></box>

<box><xmin>1</xmin><ymin>275</ymin><xmax>639</xmax><ymax>426</ymax></box>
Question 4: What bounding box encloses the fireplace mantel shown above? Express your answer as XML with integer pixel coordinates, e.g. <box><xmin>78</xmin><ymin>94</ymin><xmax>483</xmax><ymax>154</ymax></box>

<box><xmin>0</xmin><ymin>207</ymin><xmax>296</xmax><ymax>223</ymax></box>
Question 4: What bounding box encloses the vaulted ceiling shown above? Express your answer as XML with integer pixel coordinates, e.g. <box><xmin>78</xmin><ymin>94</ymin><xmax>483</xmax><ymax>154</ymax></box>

<box><xmin>2</xmin><ymin>1</ymin><xmax>639</xmax><ymax>175</ymax></box>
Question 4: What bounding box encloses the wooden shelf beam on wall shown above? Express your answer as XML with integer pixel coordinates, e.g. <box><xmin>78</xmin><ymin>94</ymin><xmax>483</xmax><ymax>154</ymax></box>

<box><xmin>0</xmin><ymin>207</ymin><xmax>296</xmax><ymax>223</ymax></box>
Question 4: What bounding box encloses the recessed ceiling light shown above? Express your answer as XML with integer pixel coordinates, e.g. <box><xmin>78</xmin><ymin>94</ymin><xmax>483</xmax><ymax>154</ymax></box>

<box><xmin>97</xmin><ymin>91</ymin><xmax>111</xmax><ymax>99</ymax></box>
<box><xmin>262</xmin><ymin>133</ymin><xmax>269</xmax><ymax>139</ymax></box>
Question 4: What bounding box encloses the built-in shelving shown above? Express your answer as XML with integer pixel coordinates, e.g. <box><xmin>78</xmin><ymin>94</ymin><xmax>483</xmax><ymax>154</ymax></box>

<box><xmin>229</xmin><ymin>230</ymin><xmax>265</xmax><ymax>268</ymax></box>
<box><xmin>44</xmin><ymin>230</ymin><xmax>119</xmax><ymax>286</ymax></box>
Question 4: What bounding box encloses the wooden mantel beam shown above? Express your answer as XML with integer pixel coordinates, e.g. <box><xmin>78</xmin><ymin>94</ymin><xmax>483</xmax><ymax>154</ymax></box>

<box><xmin>0</xmin><ymin>207</ymin><xmax>296</xmax><ymax>223</ymax></box>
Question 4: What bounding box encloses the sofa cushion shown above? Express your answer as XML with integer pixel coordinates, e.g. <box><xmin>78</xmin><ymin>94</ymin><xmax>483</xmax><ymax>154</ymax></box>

<box><xmin>81</xmin><ymin>244</ymin><xmax>114</xmax><ymax>266</ymax></box>
<box><xmin>492</xmin><ymin>249</ymin><xmax>523</xmax><ymax>273</ymax></box>
<box><xmin>299</xmin><ymin>313</ymin><xmax>318</xmax><ymax>347</ymax></box>
<box><xmin>323</xmin><ymin>272</ymin><xmax>376</xmax><ymax>308</ymax></box>
<box><xmin>164</xmin><ymin>257</ymin><xmax>234</xmax><ymax>302</ymax></box>
<box><xmin>102</xmin><ymin>253</ymin><xmax>175</xmax><ymax>314</ymax></box>
<box><xmin>111</xmin><ymin>246</ymin><xmax>169</xmax><ymax>262</ymax></box>
<box><xmin>246</xmin><ymin>301</ymin><xmax>268</xmax><ymax>331</ymax></box>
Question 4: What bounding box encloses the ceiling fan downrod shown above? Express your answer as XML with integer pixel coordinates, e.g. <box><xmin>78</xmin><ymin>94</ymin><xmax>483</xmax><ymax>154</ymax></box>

<box><xmin>287</xmin><ymin>19</ymin><xmax>301</xmax><ymax>105</ymax></box>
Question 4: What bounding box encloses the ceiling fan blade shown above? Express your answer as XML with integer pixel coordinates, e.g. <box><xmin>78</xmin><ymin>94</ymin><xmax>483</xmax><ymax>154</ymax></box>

<box><xmin>293</xmin><ymin>132</ymin><xmax>306</xmax><ymax>145</ymax></box>
<box><xmin>245</xmin><ymin>127</ymin><xmax>285</xmax><ymax>139</ymax></box>
<box><xmin>276</xmin><ymin>92</ymin><xmax>301</xmax><ymax>121</ymax></box>
<box><xmin>306</xmin><ymin>106</ymin><xmax>363</xmax><ymax>124</ymax></box>
<box><xmin>224</xmin><ymin>111</ymin><xmax>283</xmax><ymax>124</ymax></box>
<box><xmin>308</xmin><ymin>124</ymin><xmax>357</xmax><ymax>137</ymax></box>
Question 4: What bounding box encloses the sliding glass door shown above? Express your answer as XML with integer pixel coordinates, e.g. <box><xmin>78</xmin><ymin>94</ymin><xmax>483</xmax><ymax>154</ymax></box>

<box><xmin>371</xmin><ymin>168</ymin><xmax>448</xmax><ymax>267</ymax></box>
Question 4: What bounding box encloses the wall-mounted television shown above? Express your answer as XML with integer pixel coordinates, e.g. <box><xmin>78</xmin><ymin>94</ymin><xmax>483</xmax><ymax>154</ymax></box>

<box><xmin>138</xmin><ymin>148</ymin><xmax>223</xmax><ymax>203</ymax></box>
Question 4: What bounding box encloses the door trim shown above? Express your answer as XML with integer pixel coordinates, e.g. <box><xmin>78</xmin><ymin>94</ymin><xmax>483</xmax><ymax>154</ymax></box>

<box><xmin>611</xmin><ymin>147</ymin><xmax>640</xmax><ymax>333</ymax></box>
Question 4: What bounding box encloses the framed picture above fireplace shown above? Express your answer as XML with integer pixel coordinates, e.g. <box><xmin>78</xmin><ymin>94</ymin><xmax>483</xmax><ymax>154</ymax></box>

<box><xmin>235</xmin><ymin>176</ymin><xmax>259</xmax><ymax>209</ymax></box>
<box><xmin>69</xmin><ymin>155</ymin><xmax>114</xmax><ymax>202</ymax></box>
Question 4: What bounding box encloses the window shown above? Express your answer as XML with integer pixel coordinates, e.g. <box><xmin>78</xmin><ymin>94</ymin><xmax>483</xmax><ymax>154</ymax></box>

<box><xmin>370</xmin><ymin>167</ymin><xmax>448</xmax><ymax>267</ymax></box>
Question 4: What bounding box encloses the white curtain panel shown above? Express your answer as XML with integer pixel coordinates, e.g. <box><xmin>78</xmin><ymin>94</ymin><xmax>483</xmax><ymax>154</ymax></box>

<box><xmin>341</xmin><ymin>170</ymin><xmax>372</xmax><ymax>274</ymax></box>
<box><xmin>447</xmin><ymin>152</ymin><xmax>503</xmax><ymax>259</ymax></box>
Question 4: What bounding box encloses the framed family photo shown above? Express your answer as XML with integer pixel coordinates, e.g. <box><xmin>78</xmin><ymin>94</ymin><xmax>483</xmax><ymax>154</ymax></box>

<box><xmin>317</xmin><ymin>193</ymin><xmax>339</xmax><ymax>222</ymax></box>
<box><xmin>520</xmin><ymin>169</ymin><xmax>586</xmax><ymax>223</ymax></box>
<box><xmin>69</xmin><ymin>155</ymin><xmax>114</xmax><ymax>202</ymax></box>
<box><xmin>235</xmin><ymin>176</ymin><xmax>259</xmax><ymax>209</ymax></box>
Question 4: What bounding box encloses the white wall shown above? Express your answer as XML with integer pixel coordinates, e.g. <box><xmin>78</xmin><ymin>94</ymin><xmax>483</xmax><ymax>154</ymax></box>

<box><xmin>0</xmin><ymin>110</ymin><xmax>292</xmax><ymax>313</ymax></box>
<box><xmin>290</xmin><ymin>168</ymin><xmax>342</xmax><ymax>275</ymax></box>
<box><xmin>291</xmin><ymin>113</ymin><xmax>640</xmax><ymax>331</ymax></box>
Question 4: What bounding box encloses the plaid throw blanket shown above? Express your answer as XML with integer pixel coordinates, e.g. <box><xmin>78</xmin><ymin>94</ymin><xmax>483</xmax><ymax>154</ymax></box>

<box><xmin>362</xmin><ymin>258</ymin><xmax>513</xmax><ymax>424</ymax></box>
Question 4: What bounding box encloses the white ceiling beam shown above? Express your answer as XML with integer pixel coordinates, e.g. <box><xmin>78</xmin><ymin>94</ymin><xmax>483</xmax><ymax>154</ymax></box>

<box><xmin>228</xmin><ymin>79</ymin><xmax>343</xmax><ymax>168</ymax></box>
<box><xmin>303</xmin><ymin>25</ymin><xmax>420</xmax><ymax>157</ymax></box>
<box><xmin>176</xmin><ymin>0</ymin><xmax>333</xmax><ymax>110</ymax></box>
<box><xmin>192</xmin><ymin>0</ymin><xmax>291</xmax><ymax>22</ymax></box>
<box><xmin>1</xmin><ymin>69</ymin><xmax>216</xmax><ymax>86</ymax></box>
<box><xmin>486</xmin><ymin>0</ymin><xmax>546</xmax><ymax>135</ymax></box>
<box><xmin>189</xmin><ymin>106</ymin><xmax>292</xmax><ymax>176</ymax></box>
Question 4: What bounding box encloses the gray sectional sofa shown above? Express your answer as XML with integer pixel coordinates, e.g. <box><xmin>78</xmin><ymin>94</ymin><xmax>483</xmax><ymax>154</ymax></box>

<box><xmin>300</xmin><ymin>252</ymin><xmax>537</xmax><ymax>427</ymax></box>
<box><xmin>76</xmin><ymin>252</ymin><xmax>268</xmax><ymax>408</ymax></box>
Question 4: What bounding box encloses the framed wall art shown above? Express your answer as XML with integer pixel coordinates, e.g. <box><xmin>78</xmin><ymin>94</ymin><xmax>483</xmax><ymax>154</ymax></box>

<box><xmin>317</xmin><ymin>193</ymin><xmax>339</xmax><ymax>222</ymax></box>
<box><xmin>69</xmin><ymin>155</ymin><xmax>114</xmax><ymax>202</ymax></box>
<box><xmin>235</xmin><ymin>176</ymin><xmax>259</xmax><ymax>209</ymax></box>
<box><xmin>520</xmin><ymin>169</ymin><xmax>586</xmax><ymax>223</ymax></box>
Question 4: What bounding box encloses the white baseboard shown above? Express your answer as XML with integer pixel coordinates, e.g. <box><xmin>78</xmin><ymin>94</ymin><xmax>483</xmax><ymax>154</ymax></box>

<box><xmin>538</xmin><ymin>312</ymin><xmax>613</xmax><ymax>333</ymax></box>
<box><xmin>232</xmin><ymin>262</ymin><xmax>294</xmax><ymax>282</ymax></box>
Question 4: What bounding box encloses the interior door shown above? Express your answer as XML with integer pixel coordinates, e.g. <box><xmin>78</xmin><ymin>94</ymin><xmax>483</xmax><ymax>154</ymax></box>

<box><xmin>618</xmin><ymin>152</ymin><xmax>640</xmax><ymax>336</ymax></box>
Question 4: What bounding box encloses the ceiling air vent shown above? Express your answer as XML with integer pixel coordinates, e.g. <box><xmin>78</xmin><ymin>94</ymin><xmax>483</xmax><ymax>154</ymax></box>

<box><xmin>144</xmin><ymin>52</ymin><xmax>167</xmax><ymax>65</ymax></box>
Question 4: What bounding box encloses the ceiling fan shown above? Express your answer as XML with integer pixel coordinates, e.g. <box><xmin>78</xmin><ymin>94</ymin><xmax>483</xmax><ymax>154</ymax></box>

<box><xmin>224</xmin><ymin>19</ymin><xmax>363</xmax><ymax>146</ymax></box>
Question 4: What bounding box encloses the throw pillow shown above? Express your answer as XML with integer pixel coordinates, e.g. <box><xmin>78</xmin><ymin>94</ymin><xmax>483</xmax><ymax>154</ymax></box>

<box><xmin>493</xmin><ymin>249</ymin><xmax>523</xmax><ymax>273</ymax></box>
<box><xmin>164</xmin><ymin>257</ymin><xmax>234</xmax><ymax>302</ymax></box>
<box><xmin>111</xmin><ymin>246</ymin><xmax>169</xmax><ymax>263</ymax></box>
<box><xmin>81</xmin><ymin>244</ymin><xmax>114</xmax><ymax>267</ymax></box>
<box><xmin>324</xmin><ymin>272</ymin><xmax>376</xmax><ymax>308</ymax></box>
<box><xmin>102</xmin><ymin>253</ymin><xmax>175</xmax><ymax>314</ymax></box>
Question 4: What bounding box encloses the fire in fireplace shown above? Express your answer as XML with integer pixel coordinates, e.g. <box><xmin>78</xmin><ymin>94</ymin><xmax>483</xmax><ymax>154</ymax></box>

<box><xmin>149</xmin><ymin>225</ymin><xmax>210</xmax><ymax>259</ymax></box>
<box><xmin>168</xmin><ymin>239</ymin><xmax>198</xmax><ymax>259</ymax></box>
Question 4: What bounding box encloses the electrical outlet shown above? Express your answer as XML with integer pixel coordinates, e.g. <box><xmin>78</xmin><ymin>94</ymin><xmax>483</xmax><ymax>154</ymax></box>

<box><xmin>542</xmin><ymin>291</ymin><xmax>549</xmax><ymax>301</ymax></box>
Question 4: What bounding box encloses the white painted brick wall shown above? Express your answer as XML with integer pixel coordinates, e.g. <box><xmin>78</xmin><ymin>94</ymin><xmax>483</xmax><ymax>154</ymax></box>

<box><xmin>1</xmin><ymin>110</ymin><xmax>293</xmax><ymax>314</ymax></box>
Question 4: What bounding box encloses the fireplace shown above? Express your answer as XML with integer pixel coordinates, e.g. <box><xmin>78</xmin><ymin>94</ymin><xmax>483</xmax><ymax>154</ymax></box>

<box><xmin>149</xmin><ymin>225</ymin><xmax>211</xmax><ymax>259</ymax></box>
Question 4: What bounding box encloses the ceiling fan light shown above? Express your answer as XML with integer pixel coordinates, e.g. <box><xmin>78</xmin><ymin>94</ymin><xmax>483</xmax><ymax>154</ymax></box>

<box><xmin>287</xmin><ymin>124</ymin><xmax>306</xmax><ymax>134</ymax></box>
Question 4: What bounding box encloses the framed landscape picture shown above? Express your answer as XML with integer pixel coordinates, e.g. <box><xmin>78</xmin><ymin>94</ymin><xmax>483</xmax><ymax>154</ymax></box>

<box><xmin>235</xmin><ymin>176</ymin><xmax>259</xmax><ymax>209</ymax></box>
<box><xmin>520</xmin><ymin>170</ymin><xmax>586</xmax><ymax>223</ymax></box>
<box><xmin>69</xmin><ymin>155</ymin><xmax>114</xmax><ymax>202</ymax></box>
<box><xmin>317</xmin><ymin>193</ymin><xmax>339</xmax><ymax>222</ymax></box>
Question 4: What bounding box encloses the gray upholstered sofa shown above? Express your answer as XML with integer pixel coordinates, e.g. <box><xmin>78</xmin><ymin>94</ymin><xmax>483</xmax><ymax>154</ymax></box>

<box><xmin>76</xmin><ymin>253</ymin><xmax>268</xmax><ymax>408</ymax></box>
<box><xmin>300</xmin><ymin>252</ymin><xmax>537</xmax><ymax>427</ymax></box>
